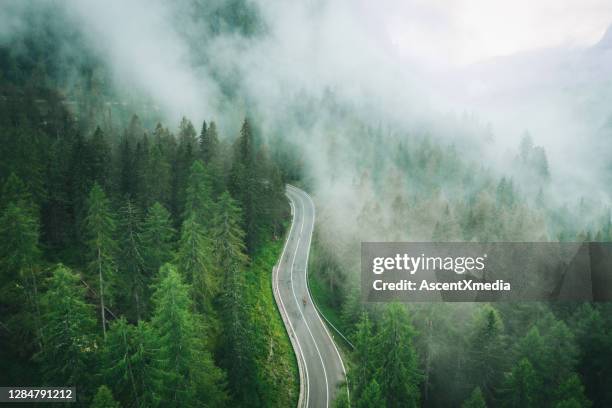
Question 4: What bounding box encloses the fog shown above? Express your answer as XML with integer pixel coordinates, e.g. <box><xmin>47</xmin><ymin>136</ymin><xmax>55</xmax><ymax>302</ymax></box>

<box><xmin>2</xmin><ymin>0</ymin><xmax>612</xmax><ymax>244</ymax></box>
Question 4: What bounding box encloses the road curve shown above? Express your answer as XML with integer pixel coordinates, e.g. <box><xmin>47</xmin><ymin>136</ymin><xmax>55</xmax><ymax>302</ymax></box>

<box><xmin>272</xmin><ymin>185</ymin><xmax>348</xmax><ymax>408</ymax></box>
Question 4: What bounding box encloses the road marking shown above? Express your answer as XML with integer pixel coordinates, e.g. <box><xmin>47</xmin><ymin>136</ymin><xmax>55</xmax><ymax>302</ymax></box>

<box><xmin>289</xmin><ymin>185</ymin><xmax>351</xmax><ymax>406</ymax></box>
<box><xmin>275</xmin><ymin>198</ymin><xmax>310</xmax><ymax>407</ymax></box>
<box><xmin>288</xmin><ymin>189</ymin><xmax>330</xmax><ymax>408</ymax></box>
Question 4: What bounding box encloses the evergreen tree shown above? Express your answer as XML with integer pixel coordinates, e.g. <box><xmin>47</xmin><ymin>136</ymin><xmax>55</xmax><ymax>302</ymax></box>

<box><xmin>553</xmin><ymin>373</ymin><xmax>591</xmax><ymax>408</ymax></box>
<box><xmin>1</xmin><ymin>172</ymin><xmax>34</xmax><ymax>212</ymax></box>
<box><xmin>103</xmin><ymin>318</ymin><xmax>155</xmax><ymax>408</ymax></box>
<box><xmin>463</xmin><ymin>387</ymin><xmax>487</xmax><ymax>408</ymax></box>
<box><xmin>502</xmin><ymin>358</ymin><xmax>540</xmax><ymax>408</ymax></box>
<box><xmin>229</xmin><ymin>118</ymin><xmax>261</xmax><ymax>253</ymax></box>
<box><xmin>84</xmin><ymin>183</ymin><xmax>117</xmax><ymax>338</ymax></box>
<box><xmin>376</xmin><ymin>303</ymin><xmax>421</xmax><ymax>408</ymax></box>
<box><xmin>184</xmin><ymin>160</ymin><xmax>214</xmax><ymax>227</ymax></box>
<box><xmin>37</xmin><ymin>265</ymin><xmax>96</xmax><ymax>386</ymax></box>
<box><xmin>150</xmin><ymin>264</ymin><xmax>227</xmax><ymax>407</ymax></box>
<box><xmin>353</xmin><ymin>312</ymin><xmax>375</xmax><ymax>401</ymax></box>
<box><xmin>176</xmin><ymin>213</ymin><xmax>217</xmax><ymax>311</ymax></box>
<box><xmin>141</xmin><ymin>202</ymin><xmax>175</xmax><ymax>280</ymax></box>
<box><xmin>200</xmin><ymin>120</ymin><xmax>220</xmax><ymax>164</ymax></box>
<box><xmin>117</xmin><ymin>199</ymin><xmax>146</xmax><ymax>320</ymax></box>
<box><xmin>0</xmin><ymin>201</ymin><xmax>43</xmax><ymax>350</ymax></box>
<box><xmin>118</xmin><ymin>134</ymin><xmax>135</xmax><ymax>199</ymax></box>
<box><xmin>91</xmin><ymin>385</ymin><xmax>120</xmax><ymax>408</ymax></box>
<box><xmin>211</xmin><ymin>192</ymin><xmax>254</xmax><ymax>404</ymax></box>
<box><xmin>357</xmin><ymin>378</ymin><xmax>385</xmax><ymax>408</ymax></box>
<box><xmin>467</xmin><ymin>306</ymin><xmax>506</xmax><ymax>401</ymax></box>
<box><xmin>569</xmin><ymin>304</ymin><xmax>612</xmax><ymax>407</ymax></box>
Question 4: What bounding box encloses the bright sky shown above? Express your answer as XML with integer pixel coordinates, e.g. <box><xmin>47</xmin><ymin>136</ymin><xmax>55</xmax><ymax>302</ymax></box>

<box><xmin>358</xmin><ymin>0</ymin><xmax>612</xmax><ymax>67</ymax></box>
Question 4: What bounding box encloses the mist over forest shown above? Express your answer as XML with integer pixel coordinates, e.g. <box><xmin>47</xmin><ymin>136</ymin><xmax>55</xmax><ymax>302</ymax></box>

<box><xmin>1</xmin><ymin>0</ymin><xmax>612</xmax><ymax>407</ymax></box>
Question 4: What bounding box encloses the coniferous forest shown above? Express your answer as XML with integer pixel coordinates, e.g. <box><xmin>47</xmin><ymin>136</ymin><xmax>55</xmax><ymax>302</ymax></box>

<box><xmin>3</xmin><ymin>1</ymin><xmax>612</xmax><ymax>408</ymax></box>
<box><xmin>0</xmin><ymin>49</ymin><xmax>295</xmax><ymax>407</ymax></box>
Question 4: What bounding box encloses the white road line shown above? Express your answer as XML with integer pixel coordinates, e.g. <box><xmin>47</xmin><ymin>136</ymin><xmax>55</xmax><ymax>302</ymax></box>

<box><xmin>288</xmin><ymin>189</ymin><xmax>330</xmax><ymax>408</ymax></box>
<box><xmin>275</xmin><ymin>198</ymin><xmax>310</xmax><ymax>407</ymax></box>
<box><xmin>289</xmin><ymin>185</ymin><xmax>351</xmax><ymax>406</ymax></box>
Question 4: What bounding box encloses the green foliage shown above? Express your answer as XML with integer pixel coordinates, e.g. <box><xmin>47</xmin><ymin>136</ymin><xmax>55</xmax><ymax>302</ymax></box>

<box><xmin>353</xmin><ymin>312</ymin><xmax>375</xmax><ymax>402</ymax></box>
<box><xmin>141</xmin><ymin>202</ymin><xmax>175</xmax><ymax>279</ymax></box>
<box><xmin>84</xmin><ymin>183</ymin><xmax>117</xmax><ymax>337</ymax></box>
<box><xmin>463</xmin><ymin>387</ymin><xmax>487</xmax><ymax>408</ymax></box>
<box><xmin>502</xmin><ymin>358</ymin><xmax>540</xmax><ymax>408</ymax></box>
<box><xmin>116</xmin><ymin>199</ymin><xmax>146</xmax><ymax>320</ymax></box>
<box><xmin>358</xmin><ymin>378</ymin><xmax>385</xmax><ymax>408</ymax></box>
<box><xmin>91</xmin><ymin>385</ymin><xmax>120</xmax><ymax>408</ymax></box>
<box><xmin>102</xmin><ymin>318</ymin><xmax>155</xmax><ymax>408</ymax></box>
<box><xmin>183</xmin><ymin>160</ymin><xmax>214</xmax><ymax>226</ymax></box>
<box><xmin>37</xmin><ymin>265</ymin><xmax>97</xmax><ymax>386</ymax></box>
<box><xmin>553</xmin><ymin>373</ymin><xmax>591</xmax><ymax>408</ymax></box>
<box><xmin>150</xmin><ymin>264</ymin><xmax>227</xmax><ymax>407</ymax></box>
<box><xmin>0</xmin><ymin>201</ymin><xmax>43</xmax><ymax>351</ymax></box>
<box><xmin>467</xmin><ymin>305</ymin><xmax>506</xmax><ymax>401</ymax></box>
<box><xmin>376</xmin><ymin>303</ymin><xmax>421</xmax><ymax>408</ymax></box>
<box><xmin>176</xmin><ymin>213</ymin><xmax>217</xmax><ymax>311</ymax></box>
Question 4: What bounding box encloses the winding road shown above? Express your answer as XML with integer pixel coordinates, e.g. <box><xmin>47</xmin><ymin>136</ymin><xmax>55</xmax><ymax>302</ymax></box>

<box><xmin>272</xmin><ymin>185</ymin><xmax>348</xmax><ymax>408</ymax></box>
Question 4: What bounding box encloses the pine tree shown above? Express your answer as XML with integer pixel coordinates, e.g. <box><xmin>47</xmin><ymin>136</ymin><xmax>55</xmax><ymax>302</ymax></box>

<box><xmin>353</xmin><ymin>312</ymin><xmax>375</xmax><ymax>401</ymax></box>
<box><xmin>176</xmin><ymin>213</ymin><xmax>217</xmax><ymax>311</ymax></box>
<box><xmin>463</xmin><ymin>387</ymin><xmax>487</xmax><ymax>408</ymax></box>
<box><xmin>150</xmin><ymin>264</ymin><xmax>227</xmax><ymax>407</ymax></box>
<box><xmin>89</xmin><ymin>126</ymin><xmax>112</xmax><ymax>191</ymax></box>
<box><xmin>91</xmin><ymin>385</ymin><xmax>120</xmax><ymax>408</ymax></box>
<box><xmin>502</xmin><ymin>358</ymin><xmax>540</xmax><ymax>408</ymax></box>
<box><xmin>553</xmin><ymin>373</ymin><xmax>591</xmax><ymax>408</ymax></box>
<box><xmin>467</xmin><ymin>305</ymin><xmax>507</xmax><ymax>401</ymax></box>
<box><xmin>37</xmin><ymin>264</ymin><xmax>97</xmax><ymax>385</ymax></box>
<box><xmin>199</xmin><ymin>120</ymin><xmax>219</xmax><ymax>164</ymax></box>
<box><xmin>357</xmin><ymin>378</ymin><xmax>385</xmax><ymax>408</ymax></box>
<box><xmin>118</xmin><ymin>134</ymin><xmax>135</xmax><ymax>199</ymax></box>
<box><xmin>229</xmin><ymin>118</ymin><xmax>261</xmax><ymax>253</ymax></box>
<box><xmin>103</xmin><ymin>318</ymin><xmax>156</xmax><ymax>408</ymax></box>
<box><xmin>172</xmin><ymin>117</ymin><xmax>198</xmax><ymax>222</ymax></box>
<box><xmin>183</xmin><ymin>160</ymin><xmax>214</xmax><ymax>227</ymax></box>
<box><xmin>146</xmin><ymin>135</ymin><xmax>172</xmax><ymax>209</ymax></box>
<box><xmin>211</xmin><ymin>192</ymin><xmax>248</xmax><ymax>289</ymax></box>
<box><xmin>1</xmin><ymin>172</ymin><xmax>34</xmax><ymax>212</ymax></box>
<box><xmin>0</xmin><ymin>201</ymin><xmax>44</xmax><ymax>350</ymax></box>
<box><xmin>117</xmin><ymin>199</ymin><xmax>146</xmax><ymax>320</ymax></box>
<box><xmin>211</xmin><ymin>192</ymin><xmax>254</xmax><ymax>403</ymax></box>
<box><xmin>376</xmin><ymin>303</ymin><xmax>421</xmax><ymax>408</ymax></box>
<box><xmin>141</xmin><ymin>202</ymin><xmax>175</xmax><ymax>279</ymax></box>
<box><xmin>84</xmin><ymin>183</ymin><xmax>117</xmax><ymax>338</ymax></box>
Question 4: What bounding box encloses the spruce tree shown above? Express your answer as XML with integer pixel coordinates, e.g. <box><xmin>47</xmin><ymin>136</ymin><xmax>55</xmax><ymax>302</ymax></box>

<box><xmin>553</xmin><ymin>373</ymin><xmax>591</xmax><ymax>408</ymax></box>
<box><xmin>199</xmin><ymin>120</ymin><xmax>219</xmax><ymax>164</ymax></box>
<box><xmin>141</xmin><ymin>202</ymin><xmax>175</xmax><ymax>279</ymax></box>
<box><xmin>463</xmin><ymin>387</ymin><xmax>487</xmax><ymax>408</ymax></box>
<box><xmin>229</xmin><ymin>118</ymin><xmax>261</xmax><ymax>253</ymax></box>
<box><xmin>503</xmin><ymin>358</ymin><xmax>540</xmax><ymax>408</ymax></box>
<box><xmin>84</xmin><ymin>183</ymin><xmax>117</xmax><ymax>338</ymax></box>
<box><xmin>184</xmin><ymin>160</ymin><xmax>214</xmax><ymax>226</ymax></box>
<box><xmin>91</xmin><ymin>385</ymin><xmax>120</xmax><ymax>408</ymax></box>
<box><xmin>37</xmin><ymin>264</ymin><xmax>96</xmax><ymax>385</ymax></box>
<box><xmin>150</xmin><ymin>264</ymin><xmax>227</xmax><ymax>407</ymax></box>
<box><xmin>376</xmin><ymin>303</ymin><xmax>421</xmax><ymax>408</ymax></box>
<box><xmin>117</xmin><ymin>199</ymin><xmax>146</xmax><ymax>320</ymax></box>
<box><xmin>467</xmin><ymin>306</ymin><xmax>507</xmax><ymax>401</ymax></box>
<box><xmin>353</xmin><ymin>312</ymin><xmax>375</xmax><ymax>401</ymax></box>
<box><xmin>176</xmin><ymin>213</ymin><xmax>217</xmax><ymax>311</ymax></box>
<box><xmin>357</xmin><ymin>379</ymin><xmax>385</xmax><ymax>408</ymax></box>
<box><xmin>211</xmin><ymin>192</ymin><xmax>255</xmax><ymax>403</ymax></box>
<box><xmin>0</xmin><ymin>201</ymin><xmax>43</xmax><ymax>350</ymax></box>
<box><xmin>103</xmin><ymin>318</ymin><xmax>156</xmax><ymax>408</ymax></box>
